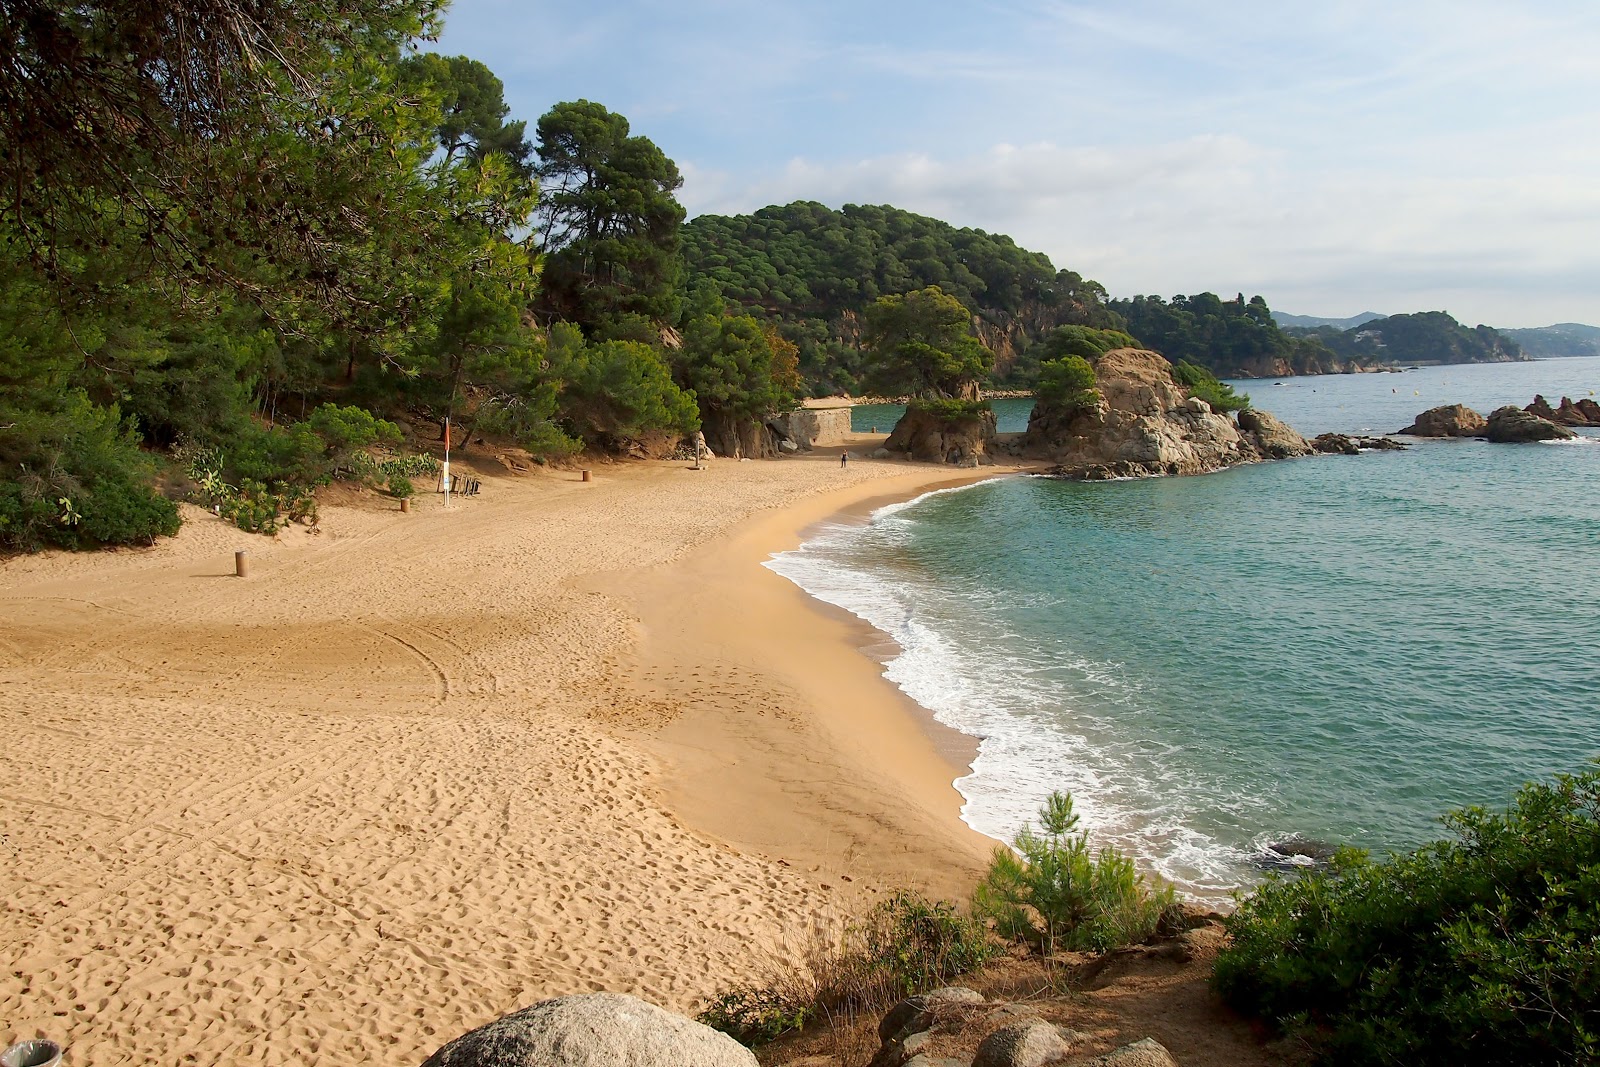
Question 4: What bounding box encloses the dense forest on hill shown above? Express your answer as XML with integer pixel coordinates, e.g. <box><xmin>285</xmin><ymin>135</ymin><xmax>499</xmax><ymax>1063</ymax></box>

<box><xmin>682</xmin><ymin>203</ymin><xmax>1122</xmax><ymax>393</ymax></box>
<box><xmin>1108</xmin><ymin>293</ymin><xmax>1374</xmax><ymax>378</ymax></box>
<box><xmin>1285</xmin><ymin>311</ymin><xmax>1525</xmax><ymax>367</ymax></box>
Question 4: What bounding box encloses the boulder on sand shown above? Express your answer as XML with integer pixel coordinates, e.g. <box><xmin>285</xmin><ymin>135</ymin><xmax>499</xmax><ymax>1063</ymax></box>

<box><xmin>419</xmin><ymin>993</ymin><xmax>756</xmax><ymax>1067</ymax></box>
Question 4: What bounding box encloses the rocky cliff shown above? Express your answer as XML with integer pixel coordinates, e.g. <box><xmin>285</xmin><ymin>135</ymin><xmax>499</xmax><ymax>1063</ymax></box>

<box><xmin>1021</xmin><ymin>349</ymin><xmax>1313</xmax><ymax>478</ymax></box>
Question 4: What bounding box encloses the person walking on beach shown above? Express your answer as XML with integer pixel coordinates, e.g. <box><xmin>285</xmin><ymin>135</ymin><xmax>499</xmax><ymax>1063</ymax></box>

<box><xmin>840</xmin><ymin>450</ymin><xmax>849</xmax><ymax>468</ymax></box>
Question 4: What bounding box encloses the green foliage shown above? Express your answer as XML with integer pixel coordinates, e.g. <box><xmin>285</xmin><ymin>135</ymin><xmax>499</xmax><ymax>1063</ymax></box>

<box><xmin>1171</xmin><ymin>360</ymin><xmax>1250</xmax><ymax>412</ymax></box>
<box><xmin>862</xmin><ymin>286</ymin><xmax>993</xmax><ymax>400</ymax></box>
<box><xmin>1111</xmin><ymin>292</ymin><xmax>1339</xmax><ymax>378</ymax></box>
<box><xmin>974</xmin><ymin>791</ymin><xmax>1176</xmax><ymax>954</ymax></box>
<box><xmin>387</xmin><ymin>475</ymin><xmax>415</xmax><ymax>499</ymax></box>
<box><xmin>675</xmin><ymin>312</ymin><xmax>799</xmax><ymax>424</ymax></box>
<box><xmin>1214</xmin><ymin>767</ymin><xmax>1600</xmax><ymax>1067</ymax></box>
<box><xmin>533</xmin><ymin>100</ymin><xmax>685</xmax><ymax>330</ymax></box>
<box><xmin>548</xmin><ymin>327</ymin><xmax>700</xmax><ymax>442</ymax></box>
<box><xmin>1013</xmin><ymin>325</ymin><xmax>1137</xmax><ymax>384</ymax></box>
<box><xmin>682</xmin><ymin>201</ymin><xmax>1120</xmax><ymax>394</ymax></box>
<box><xmin>0</xmin><ymin>393</ymin><xmax>180</xmax><ymax>551</ymax></box>
<box><xmin>906</xmin><ymin>398</ymin><xmax>992</xmax><ymax>422</ymax></box>
<box><xmin>1034</xmin><ymin>355</ymin><xmax>1101</xmax><ymax>414</ymax></box>
<box><xmin>698</xmin><ymin>891</ymin><xmax>998</xmax><ymax>1048</ymax></box>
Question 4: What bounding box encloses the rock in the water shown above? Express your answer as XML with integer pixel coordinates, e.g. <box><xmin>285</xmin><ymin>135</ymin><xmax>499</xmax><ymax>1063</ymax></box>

<box><xmin>972</xmin><ymin>1020</ymin><xmax>1084</xmax><ymax>1067</ymax></box>
<box><xmin>418</xmin><ymin>993</ymin><xmax>756</xmax><ymax>1067</ymax></box>
<box><xmin>1485</xmin><ymin>405</ymin><xmax>1576</xmax><ymax>443</ymax></box>
<box><xmin>1312</xmin><ymin>433</ymin><xmax>1408</xmax><ymax>454</ymax></box>
<box><xmin>1398</xmin><ymin>404</ymin><xmax>1487</xmax><ymax>437</ymax></box>
<box><xmin>877</xmin><ymin>987</ymin><xmax>986</xmax><ymax>1044</ymax></box>
<box><xmin>1022</xmin><ymin>348</ymin><xmax>1308</xmax><ymax>478</ymax></box>
<box><xmin>1526</xmin><ymin>394</ymin><xmax>1558</xmax><ymax>420</ymax></box>
<box><xmin>1549</xmin><ymin>396</ymin><xmax>1599</xmax><ymax>426</ymax></box>
<box><xmin>1087</xmin><ymin>1037</ymin><xmax>1179</xmax><ymax>1066</ymax></box>
<box><xmin>1237</xmin><ymin>408</ymin><xmax>1313</xmax><ymax>458</ymax></box>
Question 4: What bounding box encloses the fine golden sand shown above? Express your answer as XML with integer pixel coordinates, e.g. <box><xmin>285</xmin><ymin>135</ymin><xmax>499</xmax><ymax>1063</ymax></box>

<box><xmin>0</xmin><ymin>444</ymin><xmax>1023</xmax><ymax>1065</ymax></box>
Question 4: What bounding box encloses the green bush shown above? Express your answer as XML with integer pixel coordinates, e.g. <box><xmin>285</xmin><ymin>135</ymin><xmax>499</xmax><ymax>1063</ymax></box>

<box><xmin>906</xmin><ymin>397</ymin><xmax>991</xmax><ymax>421</ymax></box>
<box><xmin>1034</xmin><ymin>355</ymin><xmax>1101</xmax><ymax>414</ymax></box>
<box><xmin>0</xmin><ymin>393</ymin><xmax>181</xmax><ymax>551</ymax></box>
<box><xmin>387</xmin><ymin>474</ymin><xmax>414</xmax><ymax>499</ymax></box>
<box><xmin>1214</xmin><ymin>766</ymin><xmax>1600</xmax><ymax>1066</ymax></box>
<box><xmin>974</xmin><ymin>791</ymin><xmax>1175</xmax><ymax>953</ymax></box>
<box><xmin>1171</xmin><ymin>360</ymin><xmax>1250</xmax><ymax>412</ymax></box>
<box><xmin>698</xmin><ymin>891</ymin><xmax>998</xmax><ymax>1047</ymax></box>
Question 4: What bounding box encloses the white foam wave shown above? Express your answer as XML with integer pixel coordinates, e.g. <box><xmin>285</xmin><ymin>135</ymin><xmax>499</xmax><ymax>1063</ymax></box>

<box><xmin>764</xmin><ymin>486</ymin><xmax>1260</xmax><ymax>904</ymax></box>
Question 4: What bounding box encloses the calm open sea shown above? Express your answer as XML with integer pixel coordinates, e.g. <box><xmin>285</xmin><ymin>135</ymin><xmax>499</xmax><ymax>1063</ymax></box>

<box><xmin>775</xmin><ymin>358</ymin><xmax>1600</xmax><ymax>904</ymax></box>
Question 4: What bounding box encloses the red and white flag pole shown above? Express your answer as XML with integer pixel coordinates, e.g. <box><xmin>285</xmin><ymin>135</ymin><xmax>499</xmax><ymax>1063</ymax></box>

<box><xmin>442</xmin><ymin>417</ymin><xmax>452</xmax><ymax>508</ymax></box>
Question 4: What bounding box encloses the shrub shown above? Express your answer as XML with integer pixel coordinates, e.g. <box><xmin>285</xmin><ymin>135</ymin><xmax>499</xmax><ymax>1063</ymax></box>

<box><xmin>0</xmin><ymin>393</ymin><xmax>181</xmax><ymax>551</ymax></box>
<box><xmin>387</xmin><ymin>475</ymin><xmax>414</xmax><ymax>499</ymax></box>
<box><xmin>1214</xmin><ymin>766</ymin><xmax>1600</xmax><ymax>1066</ymax></box>
<box><xmin>1034</xmin><ymin>356</ymin><xmax>1101</xmax><ymax>414</ymax></box>
<box><xmin>974</xmin><ymin>791</ymin><xmax>1175</xmax><ymax>953</ymax></box>
<box><xmin>906</xmin><ymin>397</ymin><xmax>991</xmax><ymax>422</ymax></box>
<box><xmin>698</xmin><ymin>891</ymin><xmax>998</xmax><ymax>1047</ymax></box>
<box><xmin>1171</xmin><ymin>360</ymin><xmax>1250</xmax><ymax>412</ymax></box>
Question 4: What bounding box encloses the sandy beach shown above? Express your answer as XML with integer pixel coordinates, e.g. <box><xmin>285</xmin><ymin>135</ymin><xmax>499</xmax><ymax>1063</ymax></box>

<box><xmin>0</xmin><ymin>444</ymin><xmax>1022</xmax><ymax>1065</ymax></box>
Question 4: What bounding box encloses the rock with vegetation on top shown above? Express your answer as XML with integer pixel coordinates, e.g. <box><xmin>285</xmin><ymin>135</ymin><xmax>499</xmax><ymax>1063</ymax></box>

<box><xmin>1397</xmin><ymin>404</ymin><xmax>1487</xmax><ymax>437</ymax></box>
<box><xmin>972</xmin><ymin>1019</ymin><xmax>1087</xmax><ymax>1067</ymax></box>
<box><xmin>1087</xmin><ymin>1037</ymin><xmax>1180</xmax><ymax>1066</ymax></box>
<box><xmin>418</xmin><ymin>993</ymin><xmax>756</xmax><ymax>1067</ymax></box>
<box><xmin>1024</xmin><ymin>348</ymin><xmax>1309</xmax><ymax>477</ymax></box>
<box><xmin>884</xmin><ymin>404</ymin><xmax>998</xmax><ymax>465</ymax></box>
<box><xmin>1484</xmin><ymin>405</ymin><xmax>1577</xmax><ymax>443</ymax></box>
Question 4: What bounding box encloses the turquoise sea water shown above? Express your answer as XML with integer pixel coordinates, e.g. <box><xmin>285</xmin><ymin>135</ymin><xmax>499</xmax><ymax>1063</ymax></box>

<box><xmin>773</xmin><ymin>358</ymin><xmax>1600</xmax><ymax>904</ymax></box>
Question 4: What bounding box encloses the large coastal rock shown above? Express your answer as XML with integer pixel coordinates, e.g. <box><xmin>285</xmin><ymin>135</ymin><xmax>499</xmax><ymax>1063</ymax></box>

<box><xmin>884</xmin><ymin>405</ymin><xmax>998</xmax><ymax>465</ymax></box>
<box><xmin>1397</xmin><ymin>404</ymin><xmax>1487</xmax><ymax>437</ymax></box>
<box><xmin>418</xmin><ymin>993</ymin><xmax>756</xmax><ymax>1067</ymax></box>
<box><xmin>1484</xmin><ymin>405</ymin><xmax>1576</xmax><ymax>443</ymax></box>
<box><xmin>1022</xmin><ymin>348</ymin><xmax>1309</xmax><ymax>478</ymax></box>
<box><xmin>1528</xmin><ymin>394</ymin><xmax>1600</xmax><ymax>427</ymax></box>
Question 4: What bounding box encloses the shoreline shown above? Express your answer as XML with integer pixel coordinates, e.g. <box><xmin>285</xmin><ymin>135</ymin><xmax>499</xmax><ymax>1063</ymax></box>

<box><xmin>590</xmin><ymin>463</ymin><xmax>1023</xmax><ymax>905</ymax></box>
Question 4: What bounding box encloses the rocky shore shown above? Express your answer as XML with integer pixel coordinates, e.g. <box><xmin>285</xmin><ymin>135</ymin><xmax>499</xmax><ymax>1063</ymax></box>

<box><xmin>1398</xmin><ymin>394</ymin><xmax>1596</xmax><ymax>442</ymax></box>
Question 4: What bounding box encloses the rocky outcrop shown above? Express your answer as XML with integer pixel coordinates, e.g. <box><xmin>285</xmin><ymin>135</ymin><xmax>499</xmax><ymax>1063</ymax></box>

<box><xmin>1398</xmin><ymin>404</ymin><xmax>1488</xmax><ymax>437</ymax></box>
<box><xmin>700</xmin><ymin>414</ymin><xmax>780</xmax><ymax>460</ymax></box>
<box><xmin>1311</xmin><ymin>433</ymin><xmax>1409</xmax><ymax>455</ymax></box>
<box><xmin>419</xmin><ymin>993</ymin><xmax>756</xmax><ymax>1067</ymax></box>
<box><xmin>1528</xmin><ymin>394</ymin><xmax>1600</xmax><ymax>427</ymax></box>
<box><xmin>1485</xmin><ymin>405</ymin><xmax>1576</xmax><ymax>443</ymax></box>
<box><xmin>1021</xmin><ymin>348</ymin><xmax>1311</xmax><ymax>478</ymax></box>
<box><xmin>885</xmin><ymin>405</ymin><xmax>998</xmax><ymax>465</ymax></box>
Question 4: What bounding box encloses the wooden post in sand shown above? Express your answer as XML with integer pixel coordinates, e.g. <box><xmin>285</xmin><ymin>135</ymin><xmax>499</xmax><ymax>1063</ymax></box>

<box><xmin>581</xmin><ymin>469</ymin><xmax>592</xmax><ymax>482</ymax></box>
<box><xmin>234</xmin><ymin>550</ymin><xmax>249</xmax><ymax>578</ymax></box>
<box><xmin>400</xmin><ymin>497</ymin><xmax>411</xmax><ymax>514</ymax></box>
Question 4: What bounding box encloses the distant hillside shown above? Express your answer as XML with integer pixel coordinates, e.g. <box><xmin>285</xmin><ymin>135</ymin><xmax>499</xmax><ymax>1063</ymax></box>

<box><xmin>1273</xmin><ymin>310</ymin><xmax>1385</xmax><ymax>330</ymax></box>
<box><xmin>682</xmin><ymin>202</ymin><xmax>1120</xmax><ymax>394</ymax></box>
<box><xmin>1286</xmin><ymin>311</ymin><xmax>1525</xmax><ymax>367</ymax></box>
<box><xmin>1502</xmin><ymin>323</ymin><xmax>1600</xmax><ymax>358</ymax></box>
<box><xmin>1107</xmin><ymin>292</ymin><xmax>1385</xmax><ymax>378</ymax></box>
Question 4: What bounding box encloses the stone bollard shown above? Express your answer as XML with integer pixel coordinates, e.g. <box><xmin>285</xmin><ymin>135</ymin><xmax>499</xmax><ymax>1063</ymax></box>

<box><xmin>234</xmin><ymin>550</ymin><xmax>249</xmax><ymax>578</ymax></box>
<box><xmin>400</xmin><ymin>497</ymin><xmax>411</xmax><ymax>513</ymax></box>
<box><xmin>580</xmin><ymin>469</ymin><xmax>592</xmax><ymax>482</ymax></box>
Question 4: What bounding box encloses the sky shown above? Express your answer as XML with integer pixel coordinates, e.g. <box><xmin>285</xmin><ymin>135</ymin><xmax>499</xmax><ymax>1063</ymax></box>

<box><xmin>436</xmin><ymin>1</ymin><xmax>1600</xmax><ymax>328</ymax></box>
